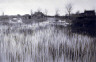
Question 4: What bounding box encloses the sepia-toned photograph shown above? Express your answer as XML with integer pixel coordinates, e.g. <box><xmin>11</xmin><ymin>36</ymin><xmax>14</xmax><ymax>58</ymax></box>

<box><xmin>0</xmin><ymin>0</ymin><xmax>96</xmax><ymax>62</ymax></box>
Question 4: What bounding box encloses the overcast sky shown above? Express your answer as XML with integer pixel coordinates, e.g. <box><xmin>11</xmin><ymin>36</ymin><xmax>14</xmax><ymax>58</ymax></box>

<box><xmin>0</xmin><ymin>0</ymin><xmax>96</xmax><ymax>15</ymax></box>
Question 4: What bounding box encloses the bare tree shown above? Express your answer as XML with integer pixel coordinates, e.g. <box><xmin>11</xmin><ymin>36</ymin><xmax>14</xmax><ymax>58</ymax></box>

<box><xmin>2</xmin><ymin>12</ymin><xmax>4</xmax><ymax>16</ymax></box>
<box><xmin>37</xmin><ymin>8</ymin><xmax>41</xmax><ymax>12</ymax></box>
<box><xmin>55</xmin><ymin>9</ymin><xmax>59</xmax><ymax>17</ymax></box>
<box><xmin>30</xmin><ymin>9</ymin><xmax>33</xmax><ymax>15</ymax></box>
<box><xmin>65</xmin><ymin>3</ymin><xmax>73</xmax><ymax>17</ymax></box>
<box><xmin>44</xmin><ymin>9</ymin><xmax>48</xmax><ymax>16</ymax></box>
<box><xmin>44</xmin><ymin>9</ymin><xmax>48</xmax><ymax>20</ymax></box>
<box><xmin>76</xmin><ymin>11</ymin><xmax>80</xmax><ymax>14</ymax></box>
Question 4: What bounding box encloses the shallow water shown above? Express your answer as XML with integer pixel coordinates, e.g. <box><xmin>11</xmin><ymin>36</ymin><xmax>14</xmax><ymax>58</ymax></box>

<box><xmin>0</xmin><ymin>24</ymin><xmax>96</xmax><ymax>62</ymax></box>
